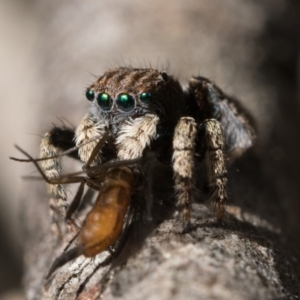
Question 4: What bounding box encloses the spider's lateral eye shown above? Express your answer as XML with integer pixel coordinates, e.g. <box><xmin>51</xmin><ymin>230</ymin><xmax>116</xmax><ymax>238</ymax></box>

<box><xmin>86</xmin><ymin>89</ymin><xmax>95</xmax><ymax>101</ymax></box>
<box><xmin>140</xmin><ymin>92</ymin><xmax>152</xmax><ymax>103</ymax></box>
<box><xmin>97</xmin><ymin>93</ymin><xmax>112</xmax><ymax>111</ymax></box>
<box><xmin>116</xmin><ymin>93</ymin><xmax>135</xmax><ymax>112</ymax></box>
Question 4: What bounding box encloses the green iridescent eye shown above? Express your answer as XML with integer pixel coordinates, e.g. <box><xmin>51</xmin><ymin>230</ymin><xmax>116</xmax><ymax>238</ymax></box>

<box><xmin>97</xmin><ymin>93</ymin><xmax>112</xmax><ymax>111</ymax></box>
<box><xmin>116</xmin><ymin>93</ymin><xmax>135</xmax><ymax>112</ymax></box>
<box><xmin>85</xmin><ymin>89</ymin><xmax>95</xmax><ymax>101</ymax></box>
<box><xmin>140</xmin><ymin>92</ymin><xmax>152</xmax><ymax>103</ymax></box>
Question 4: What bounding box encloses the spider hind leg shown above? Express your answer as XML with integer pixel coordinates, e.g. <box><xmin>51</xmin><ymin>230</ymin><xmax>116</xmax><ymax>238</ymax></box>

<box><xmin>188</xmin><ymin>76</ymin><xmax>256</xmax><ymax>160</ymax></box>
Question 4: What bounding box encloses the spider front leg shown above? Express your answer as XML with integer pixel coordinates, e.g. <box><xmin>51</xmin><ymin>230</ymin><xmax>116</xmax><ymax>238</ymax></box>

<box><xmin>40</xmin><ymin>127</ymin><xmax>78</xmax><ymax>226</ymax></box>
<box><xmin>172</xmin><ymin>117</ymin><xmax>197</xmax><ymax>231</ymax></box>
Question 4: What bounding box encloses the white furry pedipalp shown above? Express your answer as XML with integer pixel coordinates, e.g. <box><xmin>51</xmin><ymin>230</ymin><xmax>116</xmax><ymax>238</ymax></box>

<box><xmin>116</xmin><ymin>114</ymin><xmax>159</xmax><ymax>160</ymax></box>
<box><xmin>74</xmin><ymin>113</ymin><xmax>106</xmax><ymax>164</ymax></box>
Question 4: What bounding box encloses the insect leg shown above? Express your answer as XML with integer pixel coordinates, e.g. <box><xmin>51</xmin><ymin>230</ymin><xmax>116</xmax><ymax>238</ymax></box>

<box><xmin>172</xmin><ymin>117</ymin><xmax>197</xmax><ymax>231</ymax></box>
<box><xmin>65</xmin><ymin>180</ymin><xmax>86</xmax><ymax>225</ymax></box>
<box><xmin>16</xmin><ymin>143</ymin><xmax>86</xmax><ymax>235</ymax></box>
<box><xmin>63</xmin><ymin>131</ymin><xmax>109</xmax><ymax>223</ymax></box>
<box><xmin>60</xmin><ymin>114</ymin><xmax>107</xmax><ymax>228</ymax></box>
<box><xmin>202</xmin><ymin>119</ymin><xmax>228</xmax><ymax>221</ymax></box>
<box><xmin>46</xmin><ymin>246</ymin><xmax>84</xmax><ymax>280</ymax></box>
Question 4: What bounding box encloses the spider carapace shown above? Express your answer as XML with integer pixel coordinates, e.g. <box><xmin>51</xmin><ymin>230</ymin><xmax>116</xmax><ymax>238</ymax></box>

<box><xmin>12</xmin><ymin>67</ymin><xmax>255</xmax><ymax>279</ymax></box>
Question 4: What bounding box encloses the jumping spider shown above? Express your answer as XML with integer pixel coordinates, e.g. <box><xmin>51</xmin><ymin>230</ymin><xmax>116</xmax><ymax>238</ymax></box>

<box><xmin>40</xmin><ymin>68</ymin><xmax>254</xmax><ymax>229</ymax></box>
<box><xmin>12</xmin><ymin>67</ymin><xmax>256</xmax><ymax>286</ymax></box>
<box><xmin>18</xmin><ymin>67</ymin><xmax>256</xmax><ymax>233</ymax></box>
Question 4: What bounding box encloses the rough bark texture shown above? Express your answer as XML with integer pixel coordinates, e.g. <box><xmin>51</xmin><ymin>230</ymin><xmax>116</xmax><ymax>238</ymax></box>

<box><xmin>13</xmin><ymin>0</ymin><xmax>300</xmax><ymax>299</ymax></box>
<box><xmin>21</xmin><ymin>153</ymin><xmax>300</xmax><ymax>299</ymax></box>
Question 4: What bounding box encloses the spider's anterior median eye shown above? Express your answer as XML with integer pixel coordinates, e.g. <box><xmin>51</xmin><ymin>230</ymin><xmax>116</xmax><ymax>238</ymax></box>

<box><xmin>97</xmin><ymin>93</ymin><xmax>112</xmax><ymax>111</ymax></box>
<box><xmin>140</xmin><ymin>92</ymin><xmax>152</xmax><ymax>103</ymax></box>
<box><xmin>116</xmin><ymin>94</ymin><xmax>135</xmax><ymax>112</ymax></box>
<box><xmin>85</xmin><ymin>89</ymin><xmax>95</xmax><ymax>101</ymax></box>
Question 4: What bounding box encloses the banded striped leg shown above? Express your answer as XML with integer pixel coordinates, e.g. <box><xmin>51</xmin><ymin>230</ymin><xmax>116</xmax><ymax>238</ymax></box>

<box><xmin>40</xmin><ymin>129</ymin><xmax>73</xmax><ymax>230</ymax></box>
<box><xmin>116</xmin><ymin>114</ymin><xmax>159</xmax><ymax>160</ymax></box>
<box><xmin>172</xmin><ymin>117</ymin><xmax>197</xmax><ymax>231</ymax></box>
<box><xmin>203</xmin><ymin>119</ymin><xmax>228</xmax><ymax>221</ymax></box>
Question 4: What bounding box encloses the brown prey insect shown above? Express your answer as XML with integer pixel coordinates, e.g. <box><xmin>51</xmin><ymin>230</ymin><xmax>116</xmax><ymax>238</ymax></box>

<box><xmin>13</xmin><ymin>143</ymin><xmax>142</xmax><ymax>279</ymax></box>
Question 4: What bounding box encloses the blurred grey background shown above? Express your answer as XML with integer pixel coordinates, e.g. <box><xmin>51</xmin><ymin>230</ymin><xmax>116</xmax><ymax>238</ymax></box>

<box><xmin>0</xmin><ymin>0</ymin><xmax>299</xmax><ymax>298</ymax></box>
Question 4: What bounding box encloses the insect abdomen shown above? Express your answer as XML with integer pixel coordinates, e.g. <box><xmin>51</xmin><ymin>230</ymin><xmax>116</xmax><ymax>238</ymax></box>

<box><xmin>80</xmin><ymin>166</ymin><xmax>135</xmax><ymax>257</ymax></box>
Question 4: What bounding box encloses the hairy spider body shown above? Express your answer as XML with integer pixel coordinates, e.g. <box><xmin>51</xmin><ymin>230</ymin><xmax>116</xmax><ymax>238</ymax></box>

<box><xmin>39</xmin><ymin>67</ymin><xmax>255</xmax><ymax>230</ymax></box>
